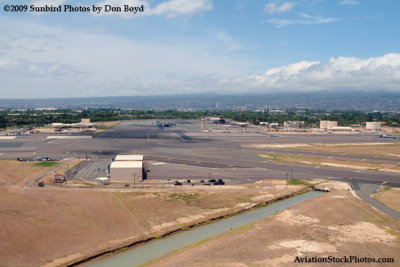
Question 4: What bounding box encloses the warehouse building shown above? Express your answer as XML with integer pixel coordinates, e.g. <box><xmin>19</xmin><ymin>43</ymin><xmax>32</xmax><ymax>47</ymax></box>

<box><xmin>320</xmin><ymin>120</ymin><xmax>338</xmax><ymax>131</ymax></box>
<box><xmin>366</xmin><ymin>122</ymin><xmax>382</xmax><ymax>131</ymax></box>
<box><xmin>110</xmin><ymin>161</ymin><xmax>143</xmax><ymax>181</ymax></box>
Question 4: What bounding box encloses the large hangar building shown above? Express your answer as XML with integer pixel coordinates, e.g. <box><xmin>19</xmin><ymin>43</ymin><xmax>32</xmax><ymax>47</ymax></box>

<box><xmin>114</xmin><ymin>155</ymin><xmax>144</xmax><ymax>161</ymax></box>
<box><xmin>109</xmin><ymin>154</ymin><xmax>145</xmax><ymax>181</ymax></box>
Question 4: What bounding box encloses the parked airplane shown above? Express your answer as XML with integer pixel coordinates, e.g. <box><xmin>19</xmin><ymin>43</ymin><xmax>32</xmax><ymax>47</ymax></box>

<box><xmin>377</xmin><ymin>133</ymin><xmax>396</xmax><ymax>139</ymax></box>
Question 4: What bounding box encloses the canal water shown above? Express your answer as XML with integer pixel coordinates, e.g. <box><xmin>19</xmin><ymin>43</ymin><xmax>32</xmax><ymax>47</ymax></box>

<box><xmin>89</xmin><ymin>191</ymin><xmax>322</xmax><ymax>267</ymax></box>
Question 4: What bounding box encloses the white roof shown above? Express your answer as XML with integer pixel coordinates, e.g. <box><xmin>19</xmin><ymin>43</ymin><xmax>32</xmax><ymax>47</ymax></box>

<box><xmin>95</xmin><ymin>177</ymin><xmax>110</xmax><ymax>181</ymax></box>
<box><xmin>114</xmin><ymin>155</ymin><xmax>143</xmax><ymax>161</ymax></box>
<box><xmin>110</xmin><ymin>161</ymin><xmax>142</xmax><ymax>169</ymax></box>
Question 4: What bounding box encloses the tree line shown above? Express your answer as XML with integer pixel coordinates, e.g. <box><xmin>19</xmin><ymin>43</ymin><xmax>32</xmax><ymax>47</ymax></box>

<box><xmin>0</xmin><ymin>109</ymin><xmax>399</xmax><ymax>129</ymax></box>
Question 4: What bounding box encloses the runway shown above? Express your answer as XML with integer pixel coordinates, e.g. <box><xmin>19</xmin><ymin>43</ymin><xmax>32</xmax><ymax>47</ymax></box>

<box><xmin>1</xmin><ymin>120</ymin><xmax>399</xmax><ymax>186</ymax></box>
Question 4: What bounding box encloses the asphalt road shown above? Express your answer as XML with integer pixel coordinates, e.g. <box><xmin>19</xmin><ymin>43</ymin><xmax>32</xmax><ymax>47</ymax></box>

<box><xmin>353</xmin><ymin>182</ymin><xmax>400</xmax><ymax>221</ymax></box>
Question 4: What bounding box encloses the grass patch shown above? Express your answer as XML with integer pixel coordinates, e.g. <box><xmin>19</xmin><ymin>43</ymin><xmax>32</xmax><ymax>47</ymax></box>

<box><xmin>288</xmin><ymin>179</ymin><xmax>309</xmax><ymax>186</ymax></box>
<box><xmin>34</xmin><ymin>161</ymin><xmax>58</xmax><ymax>167</ymax></box>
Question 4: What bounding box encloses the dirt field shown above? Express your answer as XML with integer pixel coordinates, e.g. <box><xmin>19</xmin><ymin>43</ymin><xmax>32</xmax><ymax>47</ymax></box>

<box><xmin>146</xmin><ymin>189</ymin><xmax>400</xmax><ymax>267</ymax></box>
<box><xmin>0</xmin><ymin>160</ymin><xmax>58</xmax><ymax>188</ymax></box>
<box><xmin>259</xmin><ymin>153</ymin><xmax>400</xmax><ymax>173</ymax></box>
<box><xmin>374</xmin><ymin>187</ymin><xmax>400</xmax><ymax>213</ymax></box>
<box><xmin>0</xmin><ymin>160</ymin><xmax>305</xmax><ymax>267</ymax></box>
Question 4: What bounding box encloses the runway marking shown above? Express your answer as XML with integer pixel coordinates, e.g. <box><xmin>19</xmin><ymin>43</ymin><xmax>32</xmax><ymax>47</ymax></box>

<box><xmin>0</xmin><ymin>136</ymin><xmax>16</xmax><ymax>140</ymax></box>
<box><xmin>47</xmin><ymin>136</ymin><xmax>92</xmax><ymax>139</ymax></box>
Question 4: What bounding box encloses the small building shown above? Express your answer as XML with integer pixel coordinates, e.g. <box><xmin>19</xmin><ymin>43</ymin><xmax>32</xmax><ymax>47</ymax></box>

<box><xmin>110</xmin><ymin>161</ymin><xmax>143</xmax><ymax>181</ymax></box>
<box><xmin>231</xmin><ymin>122</ymin><xmax>250</xmax><ymax>127</ymax></box>
<box><xmin>205</xmin><ymin>117</ymin><xmax>222</xmax><ymax>122</ymax></box>
<box><xmin>95</xmin><ymin>177</ymin><xmax>110</xmax><ymax>185</ymax></box>
<box><xmin>332</xmin><ymin>126</ymin><xmax>352</xmax><ymax>132</ymax></box>
<box><xmin>284</xmin><ymin>121</ymin><xmax>305</xmax><ymax>128</ymax></box>
<box><xmin>269</xmin><ymin>122</ymin><xmax>279</xmax><ymax>128</ymax></box>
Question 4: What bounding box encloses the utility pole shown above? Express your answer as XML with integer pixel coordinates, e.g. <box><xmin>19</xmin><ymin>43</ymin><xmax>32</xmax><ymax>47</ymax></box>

<box><xmin>286</xmin><ymin>172</ymin><xmax>288</xmax><ymax>190</ymax></box>
<box><xmin>67</xmin><ymin>163</ymin><xmax>70</xmax><ymax>178</ymax></box>
<box><xmin>291</xmin><ymin>168</ymin><xmax>293</xmax><ymax>181</ymax></box>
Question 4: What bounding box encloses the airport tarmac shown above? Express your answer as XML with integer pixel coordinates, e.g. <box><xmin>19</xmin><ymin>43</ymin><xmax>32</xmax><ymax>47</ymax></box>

<box><xmin>1</xmin><ymin>120</ymin><xmax>399</xmax><ymax>186</ymax></box>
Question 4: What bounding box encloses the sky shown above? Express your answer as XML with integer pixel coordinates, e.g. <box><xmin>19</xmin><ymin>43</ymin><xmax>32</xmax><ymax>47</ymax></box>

<box><xmin>0</xmin><ymin>0</ymin><xmax>400</xmax><ymax>98</ymax></box>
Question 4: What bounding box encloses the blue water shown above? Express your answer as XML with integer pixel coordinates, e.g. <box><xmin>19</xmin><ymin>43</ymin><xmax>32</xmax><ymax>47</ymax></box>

<box><xmin>89</xmin><ymin>191</ymin><xmax>322</xmax><ymax>267</ymax></box>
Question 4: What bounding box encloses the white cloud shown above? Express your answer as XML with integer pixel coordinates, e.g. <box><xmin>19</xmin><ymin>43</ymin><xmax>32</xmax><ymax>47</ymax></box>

<box><xmin>94</xmin><ymin>0</ymin><xmax>212</xmax><ymax>18</ymax></box>
<box><xmin>339</xmin><ymin>0</ymin><xmax>359</xmax><ymax>5</ymax></box>
<box><xmin>148</xmin><ymin>0</ymin><xmax>212</xmax><ymax>18</ymax></box>
<box><xmin>245</xmin><ymin>54</ymin><xmax>400</xmax><ymax>92</ymax></box>
<box><xmin>0</xmin><ymin>58</ymin><xmax>19</xmax><ymax>70</ymax></box>
<box><xmin>268</xmin><ymin>13</ymin><xmax>340</xmax><ymax>27</ymax></box>
<box><xmin>0</xmin><ymin>17</ymin><xmax>246</xmax><ymax>98</ymax></box>
<box><xmin>265</xmin><ymin>1</ymin><xmax>294</xmax><ymax>14</ymax></box>
<box><xmin>1</xmin><ymin>18</ymin><xmax>400</xmax><ymax>98</ymax></box>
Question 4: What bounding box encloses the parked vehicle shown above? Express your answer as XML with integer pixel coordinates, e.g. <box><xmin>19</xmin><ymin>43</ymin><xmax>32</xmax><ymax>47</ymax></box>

<box><xmin>213</xmin><ymin>179</ymin><xmax>225</xmax><ymax>185</ymax></box>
